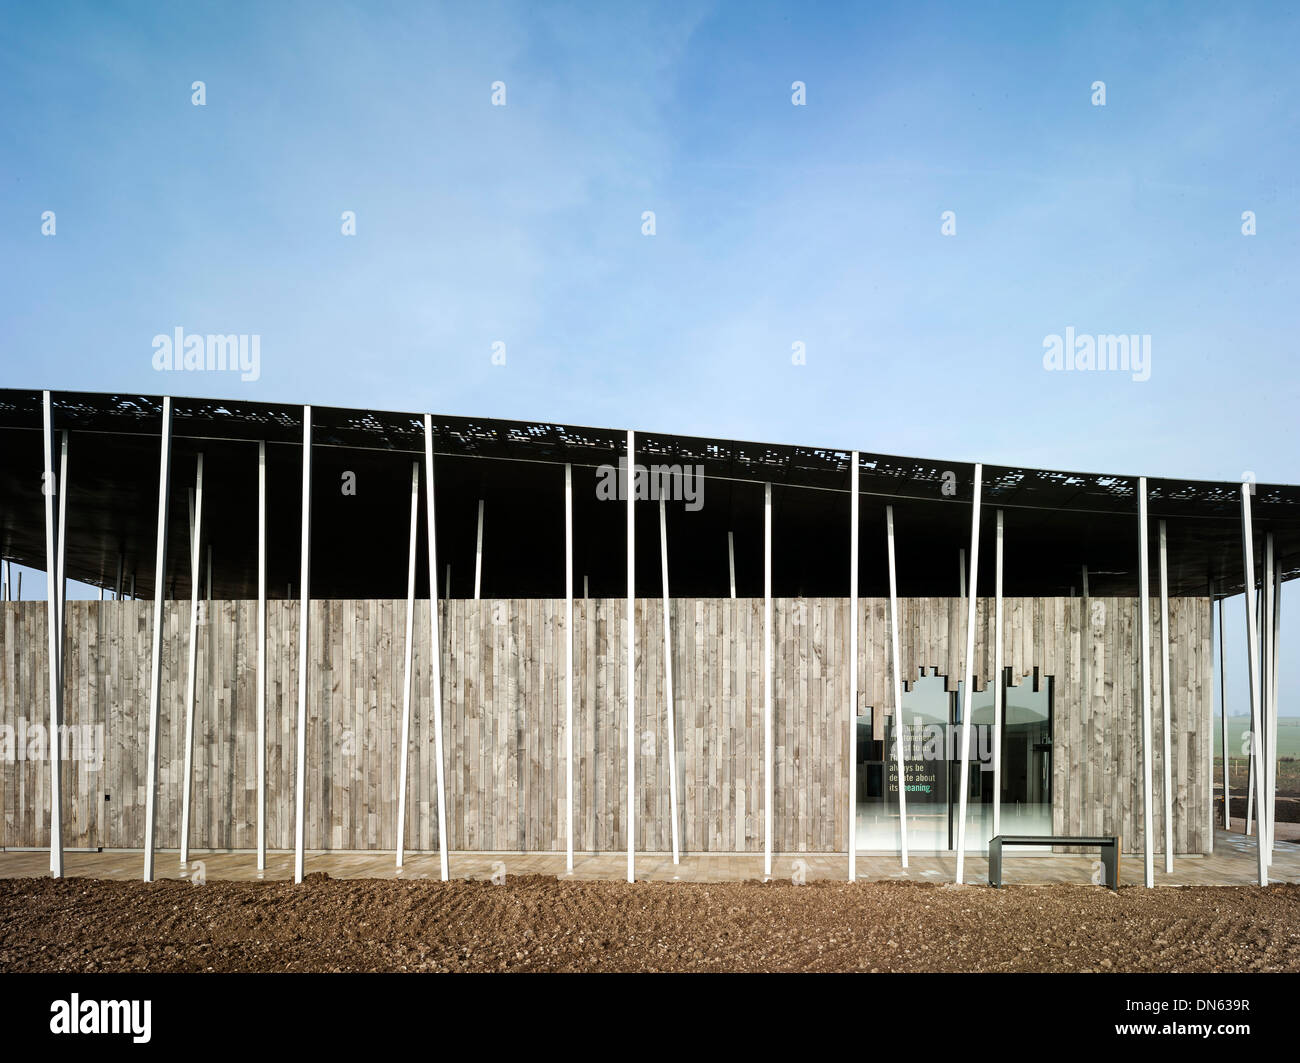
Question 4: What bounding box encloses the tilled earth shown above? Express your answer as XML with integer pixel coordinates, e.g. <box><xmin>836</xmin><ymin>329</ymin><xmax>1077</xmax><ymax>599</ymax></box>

<box><xmin>2</xmin><ymin>874</ymin><xmax>1298</xmax><ymax>973</ymax></box>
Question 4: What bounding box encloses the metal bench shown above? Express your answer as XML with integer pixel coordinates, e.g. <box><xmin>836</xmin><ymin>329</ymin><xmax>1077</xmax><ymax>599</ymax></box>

<box><xmin>987</xmin><ymin>834</ymin><xmax>1120</xmax><ymax>890</ymax></box>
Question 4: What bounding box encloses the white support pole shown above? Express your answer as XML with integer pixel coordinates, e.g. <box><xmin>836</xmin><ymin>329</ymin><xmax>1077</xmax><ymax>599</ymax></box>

<box><xmin>1246</xmin><ymin>586</ymin><xmax>1256</xmax><ymax>834</ymax></box>
<box><xmin>848</xmin><ymin>453</ymin><xmax>859</xmax><ymax>881</ymax></box>
<box><xmin>1269</xmin><ymin>553</ymin><xmax>1281</xmax><ymax>863</ymax></box>
<box><xmin>424</xmin><ymin>415</ymin><xmax>450</xmax><ymax>882</ymax></box>
<box><xmin>179</xmin><ymin>455</ymin><xmax>204</xmax><ymax>865</ymax></box>
<box><xmin>959</xmin><ymin>547</ymin><xmax>966</xmax><ymax>600</ymax></box>
<box><xmin>142</xmin><ymin>397</ymin><xmax>172</xmax><ymax>882</ymax></box>
<box><xmin>293</xmin><ymin>407</ymin><xmax>312</xmax><ymax>884</ymax></box>
<box><xmin>954</xmin><ymin>464</ymin><xmax>983</xmax><ymax>884</ymax></box>
<box><xmin>41</xmin><ymin>393</ymin><xmax>64</xmax><ymax>879</ymax></box>
<box><xmin>56</xmin><ymin>432</ymin><xmax>68</xmax><ymax>665</ymax></box>
<box><xmin>1264</xmin><ymin>545</ymin><xmax>1273</xmax><ymax>851</ymax></box>
<box><xmin>626</xmin><ymin>431</ymin><xmax>636</xmax><ymax>884</ymax></box>
<box><xmin>885</xmin><ymin>505</ymin><xmax>908</xmax><ymax>868</ymax></box>
<box><xmin>728</xmin><ymin>530</ymin><xmax>736</xmax><ymax>599</ymax></box>
<box><xmin>256</xmin><ymin>442</ymin><xmax>267</xmax><ymax>871</ymax></box>
<box><xmin>1137</xmin><ymin>477</ymin><xmax>1155</xmax><ymax>887</ymax></box>
<box><xmin>1158</xmin><ymin>520</ymin><xmax>1173</xmax><ymax>872</ymax></box>
<box><xmin>1082</xmin><ymin>564</ymin><xmax>1089</xmax><ymax>598</ymax></box>
<box><xmin>1217</xmin><ymin>588</ymin><xmax>1228</xmax><ymax>830</ymax></box>
<box><xmin>1248</xmin><ymin>579</ymin><xmax>1258</xmax><ymax>836</ymax></box>
<box><xmin>659</xmin><ymin>496</ymin><xmax>680</xmax><ymax>864</ymax></box>
<box><xmin>1265</xmin><ymin>534</ymin><xmax>1279</xmax><ymax>864</ymax></box>
<box><xmin>993</xmin><ymin>510</ymin><xmax>1004</xmax><ymax>838</ymax></box>
<box><xmin>1258</xmin><ymin>556</ymin><xmax>1268</xmax><ymax>847</ymax></box>
<box><xmin>1240</xmin><ymin>483</ymin><xmax>1267</xmax><ymax>885</ymax></box>
<box><xmin>54</xmin><ymin>431</ymin><xmax>69</xmax><ymax>783</ymax></box>
<box><xmin>474</xmin><ymin>498</ymin><xmax>484</xmax><ymax>600</ymax></box>
<box><xmin>564</xmin><ymin>464</ymin><xmax>574</xmax><ymax>874</ymax></box>
<box><xmin>444</xmin><ymin>564</ymin><xmax>450</xmax><ymax>603</ymax></box>
<box><xmin>396</xmin><ymin>462</ymin><xmax>419</xmax><ymax>868</ymax></box>
<box><xmin>763</xmin><ymin>481</ymin><xmax>773</xmax><ymax>878</ymax></box>
<box><xmin>115</xmin><ymin>553</ymin><xmax>124</xmax><ymax>601</ymax></box>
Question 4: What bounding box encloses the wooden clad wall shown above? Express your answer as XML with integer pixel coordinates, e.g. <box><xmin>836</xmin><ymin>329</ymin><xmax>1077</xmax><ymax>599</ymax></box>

<box><xmin>0</xmin><ymin>596</ymin><xmax>1212</xmax><ymax>856</ymax></box>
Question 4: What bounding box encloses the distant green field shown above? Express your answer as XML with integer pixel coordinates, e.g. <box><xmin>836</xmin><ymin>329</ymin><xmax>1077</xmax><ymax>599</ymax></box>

<box><xmin>1214</xmin><ymin>717</ymin><xmax>1300</xmax><ymax>758</ymax></box>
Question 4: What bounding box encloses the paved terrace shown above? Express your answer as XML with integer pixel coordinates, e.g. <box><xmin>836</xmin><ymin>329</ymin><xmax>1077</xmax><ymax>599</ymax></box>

<box><xmin>2</xmin><ymin>829</ymin><xmax>1297</xmax><ymax>886</ymax></box>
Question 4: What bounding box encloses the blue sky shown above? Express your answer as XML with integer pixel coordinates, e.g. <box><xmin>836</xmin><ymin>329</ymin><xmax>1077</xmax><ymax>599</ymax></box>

<box><xmin>1</xmin><ymin>0</ymin><xmax>1297</xmax><ymax>714</ymax></box>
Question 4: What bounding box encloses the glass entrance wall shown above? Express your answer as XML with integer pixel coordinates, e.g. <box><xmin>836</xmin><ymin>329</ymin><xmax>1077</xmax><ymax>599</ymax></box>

<box><xmin>954</xmin><ymin>682</ymin><xmax>997</xmax><ymax>851</ymax></box>
<box><xmin>895</xmin><ymin>675</ymin><xmax>951</xmax><ymax>850</ymax></box>
<box><xmin>855</xmin><ymin>674</ymin><xmax>950</xmax><ymax>851</ymax></box>
<box><xmin>1001</xmin><ymin>678</ymin><xmax>1053</xmax><ymax>836</ymax></box>
<box><xmin>854</xmin><ymin>671</ymin><xmax>1053</xmax><ymax>852</ymax></box>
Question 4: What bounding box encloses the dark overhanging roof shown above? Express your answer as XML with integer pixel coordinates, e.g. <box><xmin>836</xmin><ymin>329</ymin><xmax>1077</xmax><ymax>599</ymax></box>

<box><xmin>0</xmin><ymin>387</ymin><xmax>1296</xmax><ymax>601</ymax></box>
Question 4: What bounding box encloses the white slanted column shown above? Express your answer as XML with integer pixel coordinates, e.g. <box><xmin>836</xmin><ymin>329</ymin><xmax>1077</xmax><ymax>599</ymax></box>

<box><xmin>256</xmin><ymin>442</ymin><xmax>267</xmax><ymax>871</ymax></box>
<box><xmin>954</xmin><ymin>464</ymin><xmax>983</xmax><ymax>885</ymax></box>
<box><xmin>1246</xmin><ymin>589</ymin><xmax>1256</xmax><ymax>835</ymax></box>
<box><xmin>1257</xmin><ymin>555</ymin><xmax>1269</xmax><ymax>848</ymax></box>
<box><xmin>659</xmin><ymin>496</ymin><xmax>680</xmax><ymax>864</ymax></box>
<box><xmin>1158</xmin><ymin>519</ymin><xmax>1173</xmax><ymax>872</ymax></box>
<box><xmin>1211</xmin><ymin>584</ymin><xmax>1222</xmax><ymax>831</ymax></box>
<box><xmin>424</xmin><ymin>415</ymin><xmax>450</xmax><ymax>881</ymax></box>
<box><xmin>1137</xmin><ymin>477</ymin><xmax>1155</xmax><ymax>887</ymax></box>
<box><xmin>41</xmin><ymin>392</ymin><xmax>64</xmax><ymax>879</ymax></box>
<box><xmin>143</xmin><ymin>397</ymin><xmax>173</xmax><ymax>882</ymax></box>
<box><xmin>1270</xmin><ymin>550</ymin><xmax>1281</xmax><ymax>862</ymax></box>
<box><xmin>474</xmin><ymin>498</ymin><xmax>484</xmax><ymax>600</ymax></box>
<box><xmin>180</xmin><ymin>454</ymin><xmax>205</xmax><ymax>865</ymax></box>
<box><xmin>293</xmin><ymin>407</ymin><xmax>313</xmax><ymax>884</ymax></box>
<box><xmin>728</xmin><ymin>530</ymin><xmax>736</xmax><ymax>599</ymax></box>
<box><xmin>396</xmin><ymin>461</ymin><xmax>420</xmax><ymax>869</ymax></box>
<box><xmin>848</xmin><ymin>452</ymin><xmax>859</xmax><ymax>881</ymax></box>
<box><xmin>1265</xmin><ymin>534</ymin><xmax>1280</xmax><ymax>865</ymax></box>
<box><xmin>1270</xmin><ymin>550</ymin><xmax>1281</xmax><ymax>863</ymax></box>
<box><xmin>564</xmin><ymin>464</ymin><xmax>575</xmax><ymax>875</ymax></box>
<box><xmin>763</xmin><ymin>481</ymin><xmax>773</xmax><ymax>878</ymax></box>
<box><xmin>626</xmin><ymin>431</ymin><xmax>636</xmax><ymax>883</ymax></box>
<box><xmin>1263</xmin><ymin>545</ymin><xmax>1273</xmax><ymax>853</ymax></box>
<box><xmin>992</xmin><ymin>509</ymin><xmax>1004</xmax><ymax>839</ymax></box>
<box><xmin>1239</xmin><ymin>483</ymin><xmax>1267</xmax><ymax>886</ymax></box>
<box><xmin>56</xmin><ymin>432</ymin><xmax>68</xmax><ymax>671</ymax></box>
<box><xmin>885</xmin><ymin>504</ymin><xmax>908</xmax><ymax>868</ymax></box>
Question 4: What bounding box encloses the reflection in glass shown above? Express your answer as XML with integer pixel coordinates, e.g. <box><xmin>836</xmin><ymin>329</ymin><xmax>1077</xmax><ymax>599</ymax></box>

<box><xmin>854</xmin><ymin>672</ymin><xmax>1053</xmax><ymax>852</ymax></box>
